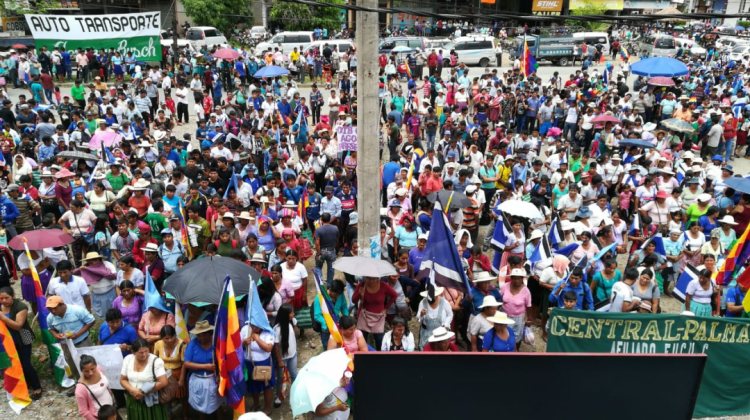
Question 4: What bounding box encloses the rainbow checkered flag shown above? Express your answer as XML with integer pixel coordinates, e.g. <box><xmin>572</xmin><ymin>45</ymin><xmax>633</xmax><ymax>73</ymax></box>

<box><xmin>23</xmin><ymin>239</ymin><xmax>75</xmax><ymax>389</ymax></box>
<box><xmin>215</xmin><ymin>276</ymin><xmax>247</xmax><ymax>419</ymax></box>
<box><xmin>0</xmin><ymin>320</ymin><xmax>30</xmax><ymax>413</ymax></box>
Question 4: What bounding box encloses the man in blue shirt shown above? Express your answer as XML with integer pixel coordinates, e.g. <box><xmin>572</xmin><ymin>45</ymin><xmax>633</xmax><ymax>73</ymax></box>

<box><xmin>46</xmin><ymin>295</ymin><xmax>96</xmax><ymax>358</ymax></box>
<box><xmin>382</xmin><ymin>155</ymin><xmax>400</xmax><ymax>204</ymax></box>
<box><xmin>277</xmin><ymin>96</ymin><xmax>292</xmax><ymax>120</ymax></box>
<box><xmin>98</xmin><ymin>308</ymin><xmax>139</xmax><ymax>356</ymax></box>
<box><xmin>525</xmin><ymin>92</ymin><xmax>540</xmax><ymax>133</ymax></box>
<box><xmin>725</xmin><ymin>283</ymin><xmax>747</xmax><ymax>318</ymax></box>
<box><xmin>387</xmin><ymin>103</ymin><xmax>403</xmax><ymax>128</ymax></box>
<box><xmin>549</xmin><ymin>267</ymin><xmax>594</xmax><ymax>310</ymax></box>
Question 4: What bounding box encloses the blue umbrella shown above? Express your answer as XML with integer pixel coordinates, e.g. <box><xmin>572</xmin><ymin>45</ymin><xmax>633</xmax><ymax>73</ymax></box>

<box><xmin>254</xmin><ymin>65</ymin><xmax>290</xmax><ymax>78</ymax></box>
<box><xmin>723</xmin><ymin>177</ymin><xmax>750</xmax><ymax>194</ymax></box>
<box><xmin>736</xmin><ymin>26</ymin><xmax>746</xmax><ymax>31</ymax></box>
<box><xmin>674</xmin><ymin>26</ymin><xmax>684</xmax><ymax>30</ymax></box>
<box><xmin>631</xmin><ymin>57</ymin><xmax>689</xmax><ymax>77</ymax></box>
<box><xmin>619</xmin><ymin>139</ymin><xmax>655</xmax><ymax>149</ymax></box>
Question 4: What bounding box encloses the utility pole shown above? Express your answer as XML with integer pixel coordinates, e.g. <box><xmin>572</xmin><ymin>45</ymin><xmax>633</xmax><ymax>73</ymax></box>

<box><xmin>356</xmin><ymin>0</ymin><xmax>380</xmax><ymax>257</ymax></box>
<box><xmin>172</xmin><ymin>0</ymin><xmax>179</xmax><ymax>69</ymax></box>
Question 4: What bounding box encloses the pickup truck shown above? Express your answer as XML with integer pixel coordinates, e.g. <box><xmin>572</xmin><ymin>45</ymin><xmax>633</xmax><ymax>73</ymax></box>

<box><xmin>510</xmin><ymin>35</ymin><xmax>577</xmax><ymax>66</ymax></box>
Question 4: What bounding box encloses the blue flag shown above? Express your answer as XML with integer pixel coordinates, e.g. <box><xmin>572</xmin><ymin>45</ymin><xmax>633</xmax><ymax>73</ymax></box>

<box><xmin>144</xmin><ymin>269</ymin><xmax>171</xmax><ymax>314</ymax></box>
<box><xmin>548</xmin><ymin>215</ymin><xmax>564</xmax><ymax>249</ymax></box>
<box><xmin>554</xmin><ymin>242</ymin><xmax>581</xmax><ymax>258</ymax></box>
<box><xmin>529</xmin><ymin>235</ymin><xmax>552</xmax><ymax>269</ymax></box>
<box><xmin>672</xmin><ymin>264</ymin><xmax>701</xmax><ymax>303</ymax></box>
<box><xmin>490</xmin><ymin>207</ymin><xmax>513</xmax><ymax>251</ymax></box>
<box><xmin>103</xmin><ymin>146</ymin><xmax>116</xmax><ymax>164</ymax></box>
<box><xmin>640</xmin><ymin>233</ymin><xmax>667</xmax><ymax>256</ymax></box>
<box><xmin>417</xmin><ymin>201</ymin><xmax>472</xmax><ymax>294</ymax></box>
<box><xmin>224</xmin><ymin>168</ymin><xmax>237</xmax><ymax>200</ymax></box>
<box><xmin>246</xmin><ymin>280</ymin><xmax>274</xmax><ymax>334</ymax></box>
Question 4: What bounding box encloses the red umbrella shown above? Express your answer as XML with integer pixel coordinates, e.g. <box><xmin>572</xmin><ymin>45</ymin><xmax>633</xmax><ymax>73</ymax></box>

<box><xmin>648</xmin><ymin>76</ymin><xmax>675</xmax><ymax>87</ymax></box>
<box><xmin>591</xmin><ymin>114</ymin><xmax>621</xmax><ymax>124</ymax></box>
<box><xmin>11</xmin><ymin>44</ymin><xmax>28</xmax><ymax>50</ymax></box>
<box><xmin>213</xmin><ymin>48</ymin><xmax>240</xmax><ymax>60</ymax></box>
<box><xmin>8</xmin><ymin>229</ymin><xmax>75</xmax><ymax>250</ymax></box>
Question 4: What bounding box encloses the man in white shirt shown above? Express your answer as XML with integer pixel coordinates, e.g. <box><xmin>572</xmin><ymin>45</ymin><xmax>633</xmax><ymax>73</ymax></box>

<box><xmin>608</xmin><ymin>268</ymin><xmax>639</xmax><ymax>312</ymax></box>
<box><xmin>419</xmin><ymin>148</ymin><xmax>440</xmax><ymax>173</ymax></box>
<box><xmin>47</xmin><ymin>260</ymin><xmax>91</xmax><ymax>312</ymax></box>
<box><xmin>174</xmin><ymin>84</ymin><xmax>190</xmax><ymax>124</ymax></box>
<box><xmin>210</xmin><ymin>140</ymin><xmax>233</xmax><ymax>160</ymax></box>
<box><xmin>556</xmin><ymin>184</ymin><xmax>583</xmax><ymax>220</ymax></box>
<box><xmin>261</xmin><ymin>93</ymin><xmax>277</xmax><ymax>114</ymax></box>
<box><xmin>234</xmin><ymin>174</ymin><xmax>255</xmax><ymax>208</ymax></box>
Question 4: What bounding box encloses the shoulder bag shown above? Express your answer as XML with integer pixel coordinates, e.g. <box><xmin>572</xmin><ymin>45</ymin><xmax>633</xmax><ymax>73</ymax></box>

<box><xmin>248</xmin><ymin>341</ymin><xmax>273</xmax><ymax>385</ymax></box>
<box><xmin>150</xmin><ymin>354</ymin><xmax>179</xmax><ymax>404</ymax></box>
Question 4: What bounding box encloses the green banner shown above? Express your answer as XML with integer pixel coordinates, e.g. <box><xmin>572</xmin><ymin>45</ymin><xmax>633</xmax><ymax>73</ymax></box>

<box><xmin>33</xmin><ymin>36</ymin><xmax>160</xmax><ymax>62</ymax></box>
<box><xmin>547</xmin><ymin>310</ymin><xmax>750</xmax><ymax>418</ymax></box>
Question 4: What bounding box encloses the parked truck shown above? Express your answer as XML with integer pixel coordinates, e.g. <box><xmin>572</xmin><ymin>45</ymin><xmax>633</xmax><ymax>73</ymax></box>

<box><xmin>510</xmin><ymin>35</ymin><xmax>577</xmax><ymax>67</ymax></box>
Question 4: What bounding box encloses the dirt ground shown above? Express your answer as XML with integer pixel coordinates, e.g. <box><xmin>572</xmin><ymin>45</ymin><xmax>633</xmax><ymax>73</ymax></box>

<box><xmin>1</xmin><ymin>229</ymin><xmax>748</xmax><ymax>420</ymax></box>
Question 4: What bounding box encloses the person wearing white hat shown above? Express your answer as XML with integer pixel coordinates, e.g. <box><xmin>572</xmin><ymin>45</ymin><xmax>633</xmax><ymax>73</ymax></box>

<box><xmin>469</xmin><ymin>295</ymin><xmax>502</xmax><ymax>352</ymax></box>
<box><xmin>481</xmin><ymin>312</ymin><xmax>516</xmax><ymax>352</ymax></box>
<box><xmin>716</xmin><ymin>215</ymin><xmax>738</xmax><ymax>251</ymax></box>
<box><xmin>416</xmin><ymin>285</ymin><xmax>452</xmax><ymax>350</ymax></box>
<box><xmin>422</xmin><ymin>326</ymin><xmax>458</xmax><ymax>352</ymax></box>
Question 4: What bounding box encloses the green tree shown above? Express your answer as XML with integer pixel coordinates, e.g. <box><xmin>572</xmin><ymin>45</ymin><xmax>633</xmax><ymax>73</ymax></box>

<box><xmin>269</xmin><ymin>0</ymin><xmax>343</xmax><ymax>32</ymax></box>
<box><xmin>181</xmin><ymin>0</ymin><xmax>251</xmax><ymax>34</ymax></box>
<box><xmin>2</xmin><ymin>0</ymin><xmax>62</xmax><ymax>14</ymax></box>
<box><xmin>566</xmin><ymin>2</ymin><xmax>610</xmax><ymax>32</ymax></box>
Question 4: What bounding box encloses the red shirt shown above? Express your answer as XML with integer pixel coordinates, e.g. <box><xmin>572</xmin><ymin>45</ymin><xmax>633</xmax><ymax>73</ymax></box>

<box><xmin>19</xmin><ymin>185</ymin><xmax>39</xmax><ymax>201</ymax></box>
<box><xmin>132</xmin><ymin>238</ymin><xmax>157</xmax><ymax>267</ymax></box>
<box><xmin>352</xmin><ymin>282</ymin><xmax>398</xmax><ymax>313</ymax></box>
<box><xmin>419</xmin><ymin>172</ymin><xmax>443</xmax><ymax>196</ymax></box>
<box><xmin>40</xmin><ymin>73</ymin><xmax>54</xmax><ymax>90</ymax></box>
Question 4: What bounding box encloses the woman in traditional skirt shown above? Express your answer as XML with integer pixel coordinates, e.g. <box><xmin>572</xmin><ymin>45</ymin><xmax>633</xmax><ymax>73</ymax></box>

<box><xmin>684</xmin><ymin>268</ymin><xmax>718</xmax><ymax>317</ymax></box>
<box><xmin>488</xmin><ymin>96</ymin><xmax>501</xmax><ymax>127</ymax></box>
<box><xmin>184</xmin><ymin>321</ymin><xmax>224</xmax><ymax>419</ymax></box>
<box><xmin>18</xmin><ymin>248</ymin><xmax>52</xmax><ymax>314</ymax></box>
<box><xmin>242</xmin><ymin>322</ymin><xmax>276</xmax><ymax>416</ymax></box>
<box><xmin>153</xmin><ymin>326</ymin><xmax>188</xmax><ymax>420</ymax></box>
<box><xmin>120</xmin><ymin>339</ymin><xmax>169</xmax><ymax>420</ymax></box>
<box><xmin>281</xmin><ymin>250</ymin><xmax>309</xmax><ymax>310</ymax></box>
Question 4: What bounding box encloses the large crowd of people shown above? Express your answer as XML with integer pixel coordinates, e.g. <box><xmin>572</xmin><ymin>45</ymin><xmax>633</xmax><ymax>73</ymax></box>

<box><xmin>0</xmin><ymin>21</ymin><xmax>747</xmax><ymax>419</ymax></box>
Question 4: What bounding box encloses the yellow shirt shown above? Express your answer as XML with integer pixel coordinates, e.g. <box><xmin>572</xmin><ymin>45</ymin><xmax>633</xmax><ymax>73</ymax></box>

<box><xmin>496</xmin><ymin>164</ymin><xmax>512</xmax><ymax>188</ymax></box>
<box><xmin>290</xmin><ymin>51</ymin><xmax>300</xmax><ymax>63</ymax></box>
<box><xmin>153</xmin><ymin>339</ymin><xmax>186</xmax><ymax>370</ymax></box>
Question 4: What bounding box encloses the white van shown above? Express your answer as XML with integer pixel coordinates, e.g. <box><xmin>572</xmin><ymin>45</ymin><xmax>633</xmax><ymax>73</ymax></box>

<box><xmin>640</xmin><ymin>34</ymin><xmax>678</xmax><ymax>58</ymax></box>
<box><xmin>303</xmin><ymin>39</ymin><xmax>354</xmax><ymax>55</ymax></box>
<box><xmin>160</xmin><ymin>39</ymin><xmax>198</xmax><ymax>56</ymax></box>
<box><xmin>573</xmin><ymin>32</ymin><xmax>610</xmax><ymax>56</ymax></box>
<box><xmin>445</xmin><ymin>35</ymin><xmax>496</xmax><ymax>67</ymax></box>
<box><xmin>256</xmin><ymin>31</ymin><xmax>315</xmax><ymax>55</ymax></box>
<box><xmin>185</xmin><ymin>26</ymin><xmax>228</xmax><ymax>48</ymax></box>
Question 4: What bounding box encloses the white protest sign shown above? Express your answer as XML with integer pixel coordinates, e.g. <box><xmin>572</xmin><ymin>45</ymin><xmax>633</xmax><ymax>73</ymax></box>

<box><xmin>67</xmin><ymin>340</ymin><xmax>125</xmax><ymax>390</ymax></box>
<box><xmin>24</xmin><ymin>13</ymin><xmax>161</xmax><ymax>61</ymax></box>
<box><xmin>337</xmin><ymin>126</ymin><xmax>357</xmax><ymax>151</ymax></box>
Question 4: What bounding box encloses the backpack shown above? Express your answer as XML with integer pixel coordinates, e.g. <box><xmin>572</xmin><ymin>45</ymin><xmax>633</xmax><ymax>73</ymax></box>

<box><xmin>698</xmin><ymin>121</ymin><xmax>712</xmax><ymax>140</ymax></box>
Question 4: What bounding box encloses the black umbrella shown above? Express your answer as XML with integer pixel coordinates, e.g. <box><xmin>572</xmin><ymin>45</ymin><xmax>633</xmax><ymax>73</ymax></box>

<box><xmin>426</xmin><ymin>189</ymin><xmax>472</xmax><ymax>210</ymax></box>
<box><xmin>163</xmin><ymin>257</ymin><xmax>260</xmax><ymax>304</ymax></box>
<box><xmin>56</xmin><ymin>150</ymin><xmax>100</xmax><ymax>162</ymax></box>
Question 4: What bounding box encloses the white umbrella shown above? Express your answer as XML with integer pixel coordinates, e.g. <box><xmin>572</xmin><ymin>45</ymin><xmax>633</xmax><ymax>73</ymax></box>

<box><xmin>290</xmin><ymin>349</ymin><xmax>350</xmax><ymax>417</ymax></box>
<box><xmin>497</xmin><ymin>200</ymin><xmax>543</xmax><ymax>219</ymax></box>
<box><xmin>391</xmin><ymin>46</ymin><xmax>414</xmax><ymax>53</ymax></box>
<box><xmin>332</xmin><ymin>255</ymin><xmax>397</xmax><ymax>277</ymax></box>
